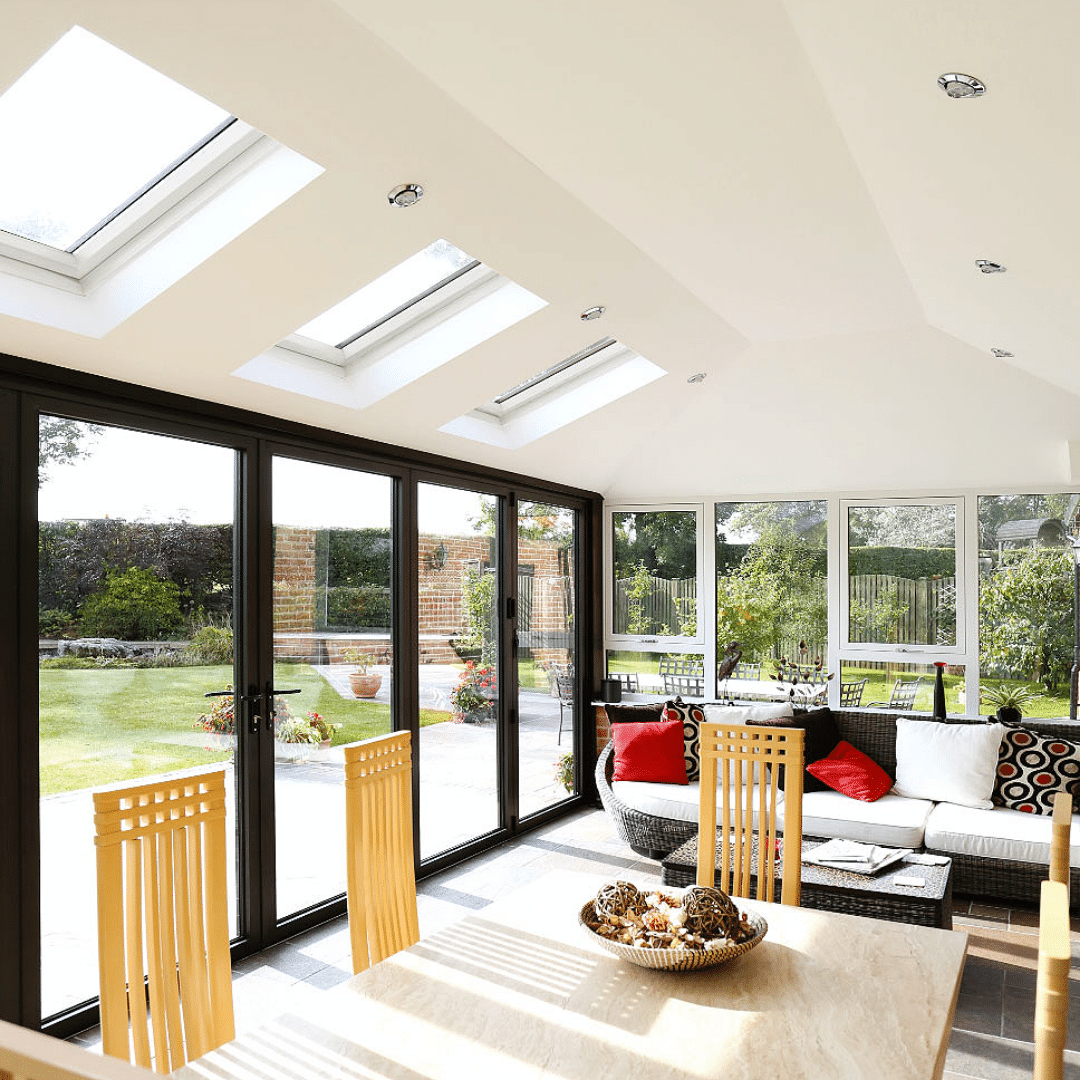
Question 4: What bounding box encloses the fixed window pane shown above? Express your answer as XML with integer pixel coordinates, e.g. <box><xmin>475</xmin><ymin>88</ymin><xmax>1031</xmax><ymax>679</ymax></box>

<box><xmin>38</xmin><ymin>418</ymin><xmax>237</xmax><ymax>1019</ymax></box>
<box><xmin>838</xmin><ymin>660</ymin><xmax>965</xmax><ymax>715</ymax></box>
<box><xmin>605</xmin><ymin>650</ymin><xmax>704</xmax><ymax>698</ymax></box>
<box><xmin>611</xmin><ymin>510</ymin><xmax>697</xmax><ymax>638</ymax></box>
<box><xmin>0</xmin><ymin>26</ymin><xmax>230</xmax><ymax>251</ymax></box>
<box><xmin>296</xmin><ymin>239</ymin><xmax>475</xmax><ymax>347</ymax></box>
<box><xmin>847</xmin><ymin>503</ymin><xmax>957</xmax><ymax>647</ymax></box>
<box><xmin>517</xmin><ymin>501</ymin><xmax>577</xmax><ymax>818</ymax></box>
<box><xmin>977</xmin><ymin>493</ymin><xmax>1076</xmax><ymax>719</ymax></box>
<box><xmin>715</xmin><ymin>501</ymin><xmax>827</xmax><ymax>693</ymax></box>
<box><xmin>271</xmin><ymin>457</ymin><xmax>394</xmax><ymax>920</ymax></box>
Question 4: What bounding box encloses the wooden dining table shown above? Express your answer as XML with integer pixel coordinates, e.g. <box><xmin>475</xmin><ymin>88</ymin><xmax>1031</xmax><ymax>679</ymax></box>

<box><xmin>175</xmin><ymin>869</ymin><xmax>967</xmax><ymax>1080</ymax></box>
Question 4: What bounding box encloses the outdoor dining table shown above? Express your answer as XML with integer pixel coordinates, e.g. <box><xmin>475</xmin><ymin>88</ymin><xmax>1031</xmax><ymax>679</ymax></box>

<box><xmin>174</xmin><ymin>869</ymin><xmax>967</xmax><ymax>1080</ymax></box>
<box><xmin>719</xmin><ymin>676</ymin><xmax>827</xmax><ymax>704</ymax></box>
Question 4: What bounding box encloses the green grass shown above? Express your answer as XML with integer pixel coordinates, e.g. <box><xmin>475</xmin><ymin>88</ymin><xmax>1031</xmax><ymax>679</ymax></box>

<box><xmin>40</xmin><ymin>663</ymin><xmax>450</xmax><ymax>796</ymax></box>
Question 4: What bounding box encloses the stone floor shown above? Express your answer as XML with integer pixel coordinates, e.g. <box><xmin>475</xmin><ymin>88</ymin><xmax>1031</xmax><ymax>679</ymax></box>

<box><xmin>70</xmin><ymin>806</ymin><xmax>1080</xmax><ymax>1079</ymax></box>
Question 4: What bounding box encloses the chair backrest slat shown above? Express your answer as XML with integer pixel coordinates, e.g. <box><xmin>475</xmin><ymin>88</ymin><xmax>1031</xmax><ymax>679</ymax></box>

<box><xmin>94</xmin><ymin>768</ymin><xmax>234</xmax><ymax>1073</ymax></box>
<box><xmin>697</xmin><ymin>721</ymin><xmax>804</xmax><ymax>907</ymax></box>
<box><xmin>344</xmin><ymin>732</ymin><xmax>419</xmax><ymax>974</ymax></box>
<box><xmin>1034</xmin><ymin>879</ymin><xmax>1070</xmax><ymax>1080</ymax></box>
<box><xmin>1050</xmin><ymin>791</ymin><xmax>1071</xmax><ymax>900</ymax></box>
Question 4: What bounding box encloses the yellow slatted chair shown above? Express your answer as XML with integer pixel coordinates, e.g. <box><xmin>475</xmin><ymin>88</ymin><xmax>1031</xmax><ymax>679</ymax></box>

<box><xmin>344</xmin><ymin>731</ymin><xmax>419</xmax><ymax>974</ymax></box>
<box><xmin>0</xmin><ymin>1018</ymin><xmax>156</xmax><ymax>1080</ymax></box>
<box><xmin>1034</xmin><ymin>879</ymin><xmax>1070</xmax><ymax>1080</ymax></box>
<box><xmin>697</xmin><ymin>720</ymin><xmax>805</xmax><ymax>906</ymax></box>
<box><xmin>1050</xmin><ymin>791</ymin><xmax>1072</xmax><ymax>900</ymax></box>
<box><xmin>93</xmin><ymin>768</ymin><xmax>234</xmax><ymax>1074</ymax></box>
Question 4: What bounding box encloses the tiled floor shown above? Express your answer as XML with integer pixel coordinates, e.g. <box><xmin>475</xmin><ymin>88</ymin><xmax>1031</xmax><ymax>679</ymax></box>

<box><xmin>72</xmin><ymin>807</ymin><xmax>1080</xmax><ymax>1079</ymax></box>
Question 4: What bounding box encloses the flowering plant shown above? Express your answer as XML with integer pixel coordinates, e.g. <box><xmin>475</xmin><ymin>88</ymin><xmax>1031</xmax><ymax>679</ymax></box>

<box><xmin>195</xmin><ymin>690</ymin><xmax>235</xmax><ymax>735</ymax></box>
<box><xmin>450</xmin><ymin>661</ymin><xmax>497</xmax><ymax>721</ymax></box>
<box><xmin>304</xmin><ymin>710</ymin><xmax>340</xmax><ymax>743</ymax></box>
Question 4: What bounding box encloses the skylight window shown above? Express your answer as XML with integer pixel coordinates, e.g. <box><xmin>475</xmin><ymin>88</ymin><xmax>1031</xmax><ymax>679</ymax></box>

<box><xmin>440</xmin><ymin>338</ymin><xmax>666</xmax><ymax>449</ymax></box>
<box><xmin>235</xmin><ymin>240</ymin><xmax>546</xmax><ymax>409</ymax></box>
<box><xmin>0</xmin><ymin>26</ymin><xmax>232</xmax><ymax>252</ymax></box>
<box><xmin>296</xmin><ymin>240</ymin><xmax>477</xmax><ymax>347</ymax></box>
<box><xmin>0</xmin><ymin>26</ymin><xmax>321</xmax><ymax>337</ymax></box>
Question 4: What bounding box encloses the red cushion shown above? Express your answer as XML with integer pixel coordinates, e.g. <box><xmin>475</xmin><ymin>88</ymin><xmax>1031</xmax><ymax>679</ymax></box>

<box><xmin>806</xmin><ymin>740</ymin><xmax>893</xmax><ymax>802</ymax></box>
<box><xmin>611</xmin><ymin>720</ymin><xmax>689</xmax><ymax>784</ymax></box>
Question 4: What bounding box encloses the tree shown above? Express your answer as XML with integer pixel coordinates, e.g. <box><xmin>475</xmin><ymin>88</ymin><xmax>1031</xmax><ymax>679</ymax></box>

<box><xmin>612</xmin><ymin>510</ymin><xmax>696</xmax><ymax>580</ymax></box>
<box><xmin>716</xmin><ymin>523</ymin><xmax>827</xmax><ymax>666</ymax></box>
<box><xmin>979</xmin><ymin>547</ymin><xmax>1072</xmax><ymax>691</ymax></box>
<box><xmin>38</xmin><ymin>417</ymin><xmax>103</xmax><ymax>486</ymax></box>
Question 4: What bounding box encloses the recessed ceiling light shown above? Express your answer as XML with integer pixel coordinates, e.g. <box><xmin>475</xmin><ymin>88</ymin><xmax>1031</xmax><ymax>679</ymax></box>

<box><xmin>687</xmin><ymin>372</ymin><xmax>707</xmax><ymax>384</ymax></box>
<box><xmin>938</xmin><ymin>73</ymin><xmax>986</xmax><ymax>99</ymax></box>
<box><xmin>976</xmin><ymin>259</ymin><xmax>1007</xmax><ymax>274</ymax></box>
<box><xmin>991</xmin><ymin>348</ymin><xmax>1014</xmax><ymax>358</ymax></box>
<box><xmin>387</xmin><ymin>183</ymin><xmax>423</xmax><ymax>208</ymax></box>
<box><xmin>581</xmin><ymin>305</ymin><xmax>605</xmax><ymax>321</ymax></box>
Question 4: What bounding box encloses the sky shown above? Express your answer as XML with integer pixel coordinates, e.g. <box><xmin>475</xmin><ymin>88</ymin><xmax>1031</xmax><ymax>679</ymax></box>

<box><xmin>38</xmin><ymin>423</ymin><xmax>493</xmax><ymax>535</ymax></box>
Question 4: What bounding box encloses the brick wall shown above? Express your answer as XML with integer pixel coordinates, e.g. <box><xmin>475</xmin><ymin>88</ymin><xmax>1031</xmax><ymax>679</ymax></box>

<box><xmin>270</xmin><ymin>528</ymin><xmax>574</xmax><ymax>667</ymax></box>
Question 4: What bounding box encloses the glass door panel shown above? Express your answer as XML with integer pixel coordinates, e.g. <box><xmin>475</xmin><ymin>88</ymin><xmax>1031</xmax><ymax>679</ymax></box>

<box><xmin>417</xmin><ymin>483</ymin><xmax>501</xmax><ymax>860</ymax></box>
<box><xmin>271</xmin><ymin>457</ymin><xmax>393</xmax><ymax>920</ymax></box>
<box><xmin>517</xmin><ymin>501</ymin><xmax>577</xmax><ymax>818</ymax></box>
<box><xmin>38</xmin><ymin>418</ymin><xmax>238</xmax><ymax>1019</ymax></box>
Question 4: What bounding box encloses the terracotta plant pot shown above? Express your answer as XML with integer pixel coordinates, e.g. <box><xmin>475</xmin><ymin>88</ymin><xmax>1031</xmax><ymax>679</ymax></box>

<box><xmin>349</xmin><ymin>672</ymin><xmax>383</xmax><ymax>698</ymax></box>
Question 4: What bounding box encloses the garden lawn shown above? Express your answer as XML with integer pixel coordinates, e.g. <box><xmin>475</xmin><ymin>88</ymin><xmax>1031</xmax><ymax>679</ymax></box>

<box><xmin>40</xmin><ymin>663</ymin><xmax>449</xmax><ymax>796</ymax></box>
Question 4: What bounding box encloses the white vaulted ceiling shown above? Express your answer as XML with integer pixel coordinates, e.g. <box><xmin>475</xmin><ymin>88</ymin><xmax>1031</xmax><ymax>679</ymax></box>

<box><xmin>0</xmin><ymin>0</ymin><xmax>1077</xmax><ymax>500</ymax></box>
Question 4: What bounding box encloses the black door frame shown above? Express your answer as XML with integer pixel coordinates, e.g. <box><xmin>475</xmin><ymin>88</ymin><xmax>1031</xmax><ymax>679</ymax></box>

<box><xmin>0</xmin><ymin>352</ymin><xmax>601</xmax><ymax>1037</ymax></box>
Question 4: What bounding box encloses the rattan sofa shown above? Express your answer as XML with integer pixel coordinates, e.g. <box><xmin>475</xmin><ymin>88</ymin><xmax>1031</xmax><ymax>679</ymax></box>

<box><xmin>595</xmin><ymin>707</ymin><xmax>1080</xmax><ymax>906</ymax></box>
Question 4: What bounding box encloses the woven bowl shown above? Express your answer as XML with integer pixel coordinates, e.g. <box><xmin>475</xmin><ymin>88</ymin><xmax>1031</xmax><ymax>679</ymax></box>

<box><xmin>579</xmin><ymin>899</ymin><xmax>768</xmax><ymax>972</ymax></box>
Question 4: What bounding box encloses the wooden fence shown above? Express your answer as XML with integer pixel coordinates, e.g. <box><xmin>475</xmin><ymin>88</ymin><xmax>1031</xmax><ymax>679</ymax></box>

<box><xmin>848</xmin><ymin>574</ymin><xmax>956</xmax><ymax>646</ymax></box>
<box><xmin>613</xmin><ymin>575</ymin><xmax>696</xmax><ymax>636</ymax></box>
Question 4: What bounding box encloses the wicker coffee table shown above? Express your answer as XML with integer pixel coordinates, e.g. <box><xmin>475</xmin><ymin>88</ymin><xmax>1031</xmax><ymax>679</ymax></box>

<box><xmin>661</xmin><ymin>835</ymin><xmax>953</xmax><ymax>929</ymax></box>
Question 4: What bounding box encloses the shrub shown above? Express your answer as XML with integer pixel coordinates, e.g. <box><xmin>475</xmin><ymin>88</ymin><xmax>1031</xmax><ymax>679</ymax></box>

<box><xmin>79</xmin><ymin>567</ymin><xmax>183</xmax><ymax>640</ymax></box>
<box><xmin>186</xmin><ymin>624</ymin><xmax>234</xmax><ymax>665</ymax></box>
<box><xmin>38</xmin><ymin>608</ymin><xmax>72</xmax><ymax>638</ymax></box>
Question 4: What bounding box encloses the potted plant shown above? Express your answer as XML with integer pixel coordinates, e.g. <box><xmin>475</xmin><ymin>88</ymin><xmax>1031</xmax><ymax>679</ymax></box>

<box><xmin>450</xmin><ymin>661</ymin><xmax>497</xmax><ymax>723</ymax></box>
<box><xmin>554</xmin><ymin>750</ymin><xmax>574</xmax><ymax>794</ymax></box>
<box><xmin>305</xmin><ymin>709</ymin><xmax>340</xmax><ymax>748</ymax></box>
<box><xmin>344</xmin><ymin>649</ymin><xmax>382</xmax><ymax>698</ymax></box>
<box><xmin>274</xmin><ymin>714</ymin><xmax>322</xmax><ymax>762</ymax></box>
<box><xmin>981</xmin><ymin>683</ymin><xmax>1042</xmax><ymax>724</ymax></box>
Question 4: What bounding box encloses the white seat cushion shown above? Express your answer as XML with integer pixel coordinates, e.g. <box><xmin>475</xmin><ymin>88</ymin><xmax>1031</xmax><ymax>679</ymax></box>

<box><xmin>613</xmin><ymin>779</ymin><xmax>778</xmax><ymax>825</ymax></box>
<box><xmin>924</xmin><ymin>801</ymin><xmax>1080</xmax><ymax>866</ymax></box>
<box><xmin>779</xmin><ymin>790</ymin><xmax>934</xmax><ymax>848</ymax></box>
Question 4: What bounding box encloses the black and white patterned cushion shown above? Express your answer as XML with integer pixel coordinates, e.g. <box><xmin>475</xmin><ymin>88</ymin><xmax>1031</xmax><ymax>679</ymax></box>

<box><xmin>661</xmin><ymin>698</ymin><xmax>704</xmax><ymax>781</ymax></box>
<box><xmin>993</xmin><ymin>725</ymin><xmax>1080</xmax><ymax>815</ymax></box>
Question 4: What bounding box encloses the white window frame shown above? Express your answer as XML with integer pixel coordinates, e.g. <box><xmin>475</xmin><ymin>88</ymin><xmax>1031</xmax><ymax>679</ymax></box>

<box><xmin>839</xmin><ymin>496</ymin><xmax>966</xmax><ymax>657</ymax></box>
<box><xmin>237</xmin><ymin>258</ymin><xmax>546</xmax><ymax>410</ymax></box>
<box><xmin>605</xmin><ymin>503</ymin><xmax>706</xmax><ymax>651</ymax></box>
<box><xmin>0</xmin><ymin>122</ymin><xmax>321</xmax><ymax>336</ymax></box>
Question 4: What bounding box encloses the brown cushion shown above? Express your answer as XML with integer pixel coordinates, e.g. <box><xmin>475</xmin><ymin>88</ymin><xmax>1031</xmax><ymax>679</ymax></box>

<box><xmin>605</xmin><ymin>702</ymin><xmax>665</xmax><ymax>725</ymax></box>
<box><xmin>747</xmin><ymin>707</ymin><xmax>842</xmax><ymax>792</ymax></box>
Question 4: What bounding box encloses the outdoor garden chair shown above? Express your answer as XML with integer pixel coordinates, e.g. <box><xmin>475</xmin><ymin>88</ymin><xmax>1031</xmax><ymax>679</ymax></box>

<box><xmin>94</xmin><ymin>768</ymin><xmax>234</xmax><ymax>1073</ymax></box>
<box><xmin>664</xmin><ymin>672</ymin><xmax>705</xmax><ymax>697</ymax></box>
<box><xmin>611</xmin><ymin>671</ymin><xmax>640</xmax><ymax>693</ymax></box>
<box><xmin>868</xmin><ymin>676</ymin><xmax>924</xmax><ymax>711</ymax></box>
<box><xmin>696</xmin><ymin>720</ymin><xmax>805</xmax><ymax>906</ymax></box>
<box><xmin>555</xmin><ymin>671</ymin><xmax>575</xmax><ymax>745</ymax></box>
<box><xmin>839</xmin><ymin>678</ymin><xmax>868</xmax><ymax>708</ymax></box>
<box><xmin>731</xmin><ymin>661</ymin><xmax>761</xmax><ymax>680</ymax></box>
<box><xmin>344</xmin><ymin>731</ymin><xmax>419</xmax><ymax>974</ymax></box>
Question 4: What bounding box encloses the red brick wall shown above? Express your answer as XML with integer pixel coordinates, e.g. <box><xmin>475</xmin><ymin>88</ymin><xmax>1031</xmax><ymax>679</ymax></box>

<box><xmin>269</xmin><ymin>528</ymin><xmax>574</xmax><ymax>667</ymax></box>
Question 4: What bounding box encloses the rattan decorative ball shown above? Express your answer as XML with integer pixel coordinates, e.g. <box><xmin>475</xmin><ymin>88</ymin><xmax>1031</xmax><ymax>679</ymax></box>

<box><xmin>681</xmin><ymin>886</ymin><xmax>739</xmax><ymax>937</ymax></box>
<box><xmin>594</xmin><ymin>880</ymin><xmax>647</xmax><ymax>919</ymax></box>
